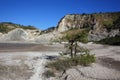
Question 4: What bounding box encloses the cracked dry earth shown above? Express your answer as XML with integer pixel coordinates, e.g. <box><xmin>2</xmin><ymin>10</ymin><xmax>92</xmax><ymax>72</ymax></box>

<box><xmin>0</xmin><ymin>43</ymin><xmax>120</xmax><ymax>80</ymax></box>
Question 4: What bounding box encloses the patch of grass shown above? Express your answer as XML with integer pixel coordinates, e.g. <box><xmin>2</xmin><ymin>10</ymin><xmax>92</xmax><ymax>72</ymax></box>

<box><xmin>78</xmin><ymin>53</ymin><xmax>96</xmax><ymax>66</ymax></box>
<box><xmin>45</xmin><ymin>53</ymin><xmax>95</xmax><ymax>72</ymax></box>
<box><xmin>43</xmin><ymin>70</ymin><xmax>55</xmax><ymax>78</ymax></box>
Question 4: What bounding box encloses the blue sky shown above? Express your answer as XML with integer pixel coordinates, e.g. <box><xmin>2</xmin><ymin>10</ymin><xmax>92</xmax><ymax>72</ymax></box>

<box><xmin>0</xmin><ymin>0</ymin><xmax>120</xmax><ymax>30</ymax></box>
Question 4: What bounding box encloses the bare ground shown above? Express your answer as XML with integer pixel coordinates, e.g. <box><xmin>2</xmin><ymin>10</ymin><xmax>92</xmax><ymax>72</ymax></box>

<box><xmin>53</xmin><ymin>43</ymin><xmax>120</xmax><ymax>80</ymax></box>
<box><xmin>0</xmin><ymin>42</ymin><xmax>120</xmax><ymax>80</ymax></box>
<box><xmin>0</xmin><ymin>43</ymin><xmax>64</xmax><ymax>52</ymax></box>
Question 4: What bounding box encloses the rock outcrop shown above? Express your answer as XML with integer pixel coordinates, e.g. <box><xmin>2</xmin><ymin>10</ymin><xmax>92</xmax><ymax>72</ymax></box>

<box><xmin>0</xmin><ymin>12</ymin><xmax>120</xmax><ymax>43</ymax></box>
<box><xmin>35</xmin><ymin>31</ymin><xmax>61</xmax><ymax>44</ymax></box>
<box><xmin>26</xmin><ymin>29</ymin><xmax>41</xmax><ymax>40</ymax></box>
<box><xmin>57</xmin><ymin>12</ymin><xmax>120</xmax><ymax>41</ymax></box>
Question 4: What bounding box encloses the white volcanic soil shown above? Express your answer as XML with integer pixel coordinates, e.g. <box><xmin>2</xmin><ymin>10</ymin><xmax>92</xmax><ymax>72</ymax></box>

<box><xmin>0</xmin><ymin>43</ymin><xmax>120</xmax><ymax>80</ymax></box>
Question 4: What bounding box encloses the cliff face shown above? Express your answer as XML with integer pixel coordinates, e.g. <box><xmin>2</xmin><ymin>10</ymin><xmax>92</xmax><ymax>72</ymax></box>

<box><xmin>57</xmin><ymin>12</ymin><xmax>120</xmax><ymax>41</ymax></box>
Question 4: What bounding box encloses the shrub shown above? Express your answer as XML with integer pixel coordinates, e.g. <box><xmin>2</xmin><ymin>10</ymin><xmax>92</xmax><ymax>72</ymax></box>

<box><xmin>61</xmin><ymin>29</ymin><xmax>89</xmax><ymax>58</ymax></box>
<box><xmin>97</xmin><ymin>35</ymin><xmax>120</xmax><ymax>45</ymax></box>
<box><xmin>103</xmin><ymin>20</ymin><xmax>113</xmax><ymax>28</ymax></box>
<box><xmin>45</xmin><ymin>52</ymin><xmax>95</xmax><ymax>72</ymax></box>
<box><xmin>46</xmin><ymin>58</ymin><xmax>73</xmax><ymax>71</ymax></box>
<box><xmin>20</xmin><ymin>25</ymin><xmax>36</xmax><ymax>30</ymax></box>
<box><xmin>43</xmin><ymin>70</ymin><xmax>55</xmax><ymax>78</ymax></box>
<box><xmin>78</xmin><ymin>53</ymin><xmax>96</xmax><ymax>66</ymax></box>
<box><xmin>0</xmin><ymin>25</ymin><xmax>12</xmax><ymax>33</ymax></box>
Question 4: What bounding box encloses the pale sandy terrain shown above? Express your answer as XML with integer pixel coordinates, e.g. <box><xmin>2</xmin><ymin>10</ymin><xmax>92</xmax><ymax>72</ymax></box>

<box><xmin>0</xmin><ymin>43</ymin><xmax>63</xmax><ymax>80</ymax></box>
<box><xmin>0</xmin><ymin>43</ymin><xmax>120</xmax><ymax>80</ymax></box>
<box><xmin>56</xmin><ymin>43</ymin><xmax>120</xmax><ymax>80</ymax></box>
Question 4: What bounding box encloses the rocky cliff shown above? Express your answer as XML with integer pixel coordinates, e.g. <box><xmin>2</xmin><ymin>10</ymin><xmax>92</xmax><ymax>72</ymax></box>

<box><xmin>57</xmin><ymin>12</ymin><xmax>120</xmax><ymax>41</ymax></box>
<box><xmin>0</xmin><ymin>12</ymin><xmax>120</xmax><ymax>43</ymax></box>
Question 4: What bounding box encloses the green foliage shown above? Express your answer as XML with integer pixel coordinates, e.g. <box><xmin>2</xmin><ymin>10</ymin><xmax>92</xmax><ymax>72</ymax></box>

<box><xmin>41</xmin><ymin>27</ymin><xmax>55</xmax><ymax>34</ymax></box>
<box><xmin>78</xmin><ymin>52</ymin><xmax>96</xmax><ymax>66</ymax></box>
<box><xmin>46</xmin><ymin>58</ymin><xmax>72</xmax><ymax>71</ymax></box>
<box><xmin>0</xmin><ymin>22</ymin><xmax>36</xmax><ymax>33</ymax></box>
<box><xmin>0</xmin><ymin>25</ymin><xmax>12</xmax><ymax>33</ymax></box>
<box><xmin>77</xmin><ymin>30</ymin><xmax>88</xmax><ymax>43</ymax></box>
<box><xmin>62</xmin><ymin>29</ymin><xmax>88</xmax><ymax>43</ymax></box>
<box><xmin>103</xmin><ymin>17</ymin><xmax>120</xmax><ymax>31</ymax></box>
<box><xmin>46</xmin><ymin>52</ymin><xmax>96</xmax><ymax>72</ymax></box>
<box><xmin>61</xmin><ymin>29</ymin><xmax>89</xmax><ymax>58</ymax></box>
<box><xmin>20</xmin><ymin>25</ymin><xmax>36</xmax><ymax>30</ymax></box>
<box><xmin>103</xmin><ymin>20</ymin><xmax>113</xmax><ymax>28</ymax></box>
<box><xmin>43</xmin><ymin>70</ymin><xmax>55</xmax><ymax>78</ymax></box>
<box><xmin>97</xmin><ymin>35</ymin><xmax>120</xmax><ymax>45</ymax></box>
<box><xmin>112</xmin><ymin>17</ymin><xmax>120</xmax><ymax>30</ymax></box>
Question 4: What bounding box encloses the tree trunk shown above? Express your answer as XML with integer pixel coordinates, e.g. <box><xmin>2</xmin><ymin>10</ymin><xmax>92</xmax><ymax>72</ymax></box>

<box><xmin>74</xmin><ymin>41</ymin><xmax>77</xmax><ymax>57</ymax></box>
<box><xmin>69</xmin><ymin>41</ymin><xmax>73</xmax><ymax>58</ymax></box>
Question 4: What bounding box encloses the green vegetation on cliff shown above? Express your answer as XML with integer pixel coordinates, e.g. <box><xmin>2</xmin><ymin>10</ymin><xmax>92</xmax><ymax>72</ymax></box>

<box><xmin>97</xmin><ymin>35</ymin><xmax>120</xmax><ymax>45</ymax></box>
<box><xmin>92</xmin><ymin>12</ymin><xmax>120</xmax><ymax>30</ymax></box>
<box><xmin>0</xmin><ymin>22</ymin><xmax>37</xmax><ymax>33</ymax></box>
<box><xmin>57</xmin><ymin>12</ymin><xmax>120</xmax><ymax>32</ymax></box>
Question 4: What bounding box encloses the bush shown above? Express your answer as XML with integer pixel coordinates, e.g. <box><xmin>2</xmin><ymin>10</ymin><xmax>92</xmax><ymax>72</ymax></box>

<box><xmin>20</xmin><ymin>25</ymin><xmax>36</xmax><ymax>30</ymax></box>
<box><xmin>45</xmin><ymin>52</ymin><xmax>95</xmax><ymax>72</ymax></box>
<box><xmin>43</xmin><ymin>70</ymin><xmax>55</xmax><ymax>78</ymax></box>
<box><xmin>61</xmin><ymin>29</ymin><xmax>89</xmax><ymax>43</ymax></box>
<box><xmin>46</xmin><ymin>58</ymin><xmax>73</xmax><ymax>71</ymax></box>
<box><xmin>97</xmin><ymin>35</ymin><xmax>120</xmax><ymax>45</ymax></box>
<box><xmin>78</xmin><ymin>53</ymin><xmax>95</xmax><ymax>66</ymax></box>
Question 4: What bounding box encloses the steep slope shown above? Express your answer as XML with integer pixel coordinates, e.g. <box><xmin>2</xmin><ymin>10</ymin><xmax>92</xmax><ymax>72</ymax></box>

<box><xmin>0</xmin><ymin>28</ymin><xmax>42</xmax><ymax>42</ymax></box>
<box><xmin>0</xmin><ymin>28</ymin><xmax>28</xmax><ymax>41</ymax></box>
<box><xmin>35</xmin><ymin>31</ymin><xmax>61</xmax><ymax>44</ymax></box>
<box><xmin>57</xmin><ymin>12</ymin><xmax>120</xmax><ymax>41</ymax></box>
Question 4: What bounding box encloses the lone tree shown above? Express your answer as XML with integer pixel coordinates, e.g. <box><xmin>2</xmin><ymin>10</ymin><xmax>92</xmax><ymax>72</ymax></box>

<box><xmin>61</xmin><ymin>29</ymin><xmax>88</xmax><ymax>58</ymax></box>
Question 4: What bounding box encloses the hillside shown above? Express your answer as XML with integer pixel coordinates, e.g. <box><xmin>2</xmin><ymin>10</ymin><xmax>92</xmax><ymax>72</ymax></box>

<box><xmin>0</xmin><ymin>12</ymin><xmax>120</xmax><ymax>43</ymax></box>
<box><xmin>57</xmin><ymin>12</ymin><xmax>120</xmax><ymax>41</ymax></box>
<box><xmin>0</xmin><ymin>22</ymin><xmax>41</xmax><ymax>42</ymax></box>
<box><xmin>57</xmin><ymin>12</ymin><xmax>120</xmax><ymax>32</ymax></box>
<box><xmin>0</xmin><ymin>22</ymin><xmax>37</xmax><ymax>33</ymax></box>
